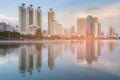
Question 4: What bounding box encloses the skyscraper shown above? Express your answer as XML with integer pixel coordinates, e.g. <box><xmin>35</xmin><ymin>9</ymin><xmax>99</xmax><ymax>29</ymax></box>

<box><xmin>35</xmin><ymin>7</ymin><xmax>42</xmax><ymax>31</ymax></box>
<box><xmin>93</xmin><ymin>17</ymin><xmax>100</xmax><ymax>38</ymax></box>
<box><xmin>86</xmin><ymin>15</ymin><xmax>95</xmax><ymax>38</ymax></box>
<box><xmin>27</xmin><ymin>4</ymin><xmax>34</xmax><ymax>33</ymax></box>
<box><xmin>70</xmin><ymin>25</ymin><xmax>75</xmax><ymax>35</ymax></box>
<box><xmin>57</xmin><ymin>24</ymin><xmax>63</xmax><ymax>35</ymax></box>
<box><xmin>48</xmin><ymin>8</ymin><xmax>55</xmax><ymax>35</ymax></box>
<box><xmin>77</xmin><ymin>18</ymin><xmax>86</xmax><ymax>36</ymax></box>
<box><xmin>97</xmin><ymin>23</ymin><xmax>101</xmax><ymax>37</ymax></box>
<box><xmin>93</xmin><ymin>17</ymin><xmax>98</xmax><ymax>23</ymax></box>
<box><xmin>52</xmin><ymin>20</ymin><xmax>58</xmax><ymax>35</ymax></box>
<box><xmin>92</xmin><ymin>17</ymin><xmax>102</xmax><ymax>38</ymax></box>
<box><xmin>109</xmin><ymin>26</ymin><xmax>115</xmax><ymax>37</ymax></box>
<box><xmin>19</xmin><ymin>3</ymin><xmax>26</xmax><ymax>34</ymax></box>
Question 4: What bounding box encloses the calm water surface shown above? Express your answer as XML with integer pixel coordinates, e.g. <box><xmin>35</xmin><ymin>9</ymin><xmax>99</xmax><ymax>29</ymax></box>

<box><xmin>0</xmin><ymin>40</ymin><xmax>120</xmax><ymax>80</ymax></box>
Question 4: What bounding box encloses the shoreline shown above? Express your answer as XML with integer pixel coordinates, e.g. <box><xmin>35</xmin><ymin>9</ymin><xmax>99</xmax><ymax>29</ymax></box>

<box><xmin>0</xmin><ymin>39</ymin><xmax>120</xmax><ymax>43</ymax></box>
<box><xmin>0</xmin><ymin>40</ymin><xmax>71</xmax><ymax>43</ymax></box>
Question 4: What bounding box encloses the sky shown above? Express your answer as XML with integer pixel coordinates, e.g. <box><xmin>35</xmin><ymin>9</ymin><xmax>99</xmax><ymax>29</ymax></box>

<box><xmin>0</xmin><ymin>0</ymin><xmax>120</xmax><ymax>35</ymax></box>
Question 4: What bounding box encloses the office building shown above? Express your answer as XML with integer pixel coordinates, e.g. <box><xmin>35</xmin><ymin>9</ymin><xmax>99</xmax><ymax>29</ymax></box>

<box><xmin>94</xmin><ymin>22</ymin><xmax>101</xmax><ymax>37</ymax></box>
<box><xmin>57</xmin><ymin>24</ymin><xmax>63</xmax><ymax>35</ymax></box>
<box><xmin>77</xmin><ymin>18</ymin><xmax>86</xmax><ymax>36</ymax></box>
<box><xmin>52</xmin><ymin>20</ymin><xmax>58</xmax><ymax>35</ymax></box>
<box><xmin>86</xmin><ymin>15</ymin><xmax>95</xmax><ymax>37</ymax></box>
<box><xmin>109</xmin><ymin>26</ymin><xmax>115</xmax><ymax>37</ymax></box>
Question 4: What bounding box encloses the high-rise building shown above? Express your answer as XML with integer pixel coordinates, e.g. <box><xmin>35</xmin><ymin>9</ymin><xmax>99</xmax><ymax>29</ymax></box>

<box><xmin>48</xmin><ymin>8</ymin><xmax>55</xmax><ymax>35</ymax></box>
<box><xmin>27</xmin><ymin>4</ymin><xmax>34</xmax><ymax>33</ymax></box>
<box><xmin>35</xmin><ymin>7</ymin><xmax>42</xmax><ymax>31</ymax></box>
<box><xmin>86</xmin><ymin>15</ymin><xmax>95</xmax><ymax>38</ymax></box>
<box><xmin>52</xmin><ymin>20</ymin><xmax>57</xmax><ymax>35</ymax></box>
<box><xmin>93</xmin><ymin>17</ymin><xmax>100</xmax><ymax>38</ymax></box>
<box><xmin>19</xmin><ymin>3</ymin><xmax>26</xmax><ymax>34</ymax></box>
<box><xmin>57</xmin><ymin>24</ymin><xmax>63</xmax><ymax>35</ymax></box>
<box><xmin>70</xmin><ymin>25</ymin><xmax>75</xmax><ymax>35</ymax></box>
<box><xmin>109</xmin><ymin>26</ymin><xmax>115</xmax><ymax>36</ymax></box>
<box><xmin>77</xmin><ymin>18</ymin><xmax>86</xmax><ymax>36</ymax></box>
<box><xmin>93</xmin><ymin>17</ymin><xmax>98</xmax><ymax>23</ymax></box>
<box><xmin>97</xmin><ymin>23</ymin><xmax>101</xmax><ymax>37</ymax></box>
<box><xmin>94</xmin><ymin>22</ymin><xmax>101</xmax><ymax>37</ymax></box>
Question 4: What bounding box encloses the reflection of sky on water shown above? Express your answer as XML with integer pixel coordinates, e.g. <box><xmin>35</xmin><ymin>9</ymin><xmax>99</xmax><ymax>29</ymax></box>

<box><xmin>0</xmin><ymin>40</ymin><xmax>120</xmax><ymax>80</ymax></box>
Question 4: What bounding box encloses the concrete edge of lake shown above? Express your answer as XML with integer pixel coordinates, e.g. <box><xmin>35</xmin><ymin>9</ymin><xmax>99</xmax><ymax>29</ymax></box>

<box><xmin>0</xmin><ymin>40</ymin><xmax>120</xmax><ymax>44</ymax></box>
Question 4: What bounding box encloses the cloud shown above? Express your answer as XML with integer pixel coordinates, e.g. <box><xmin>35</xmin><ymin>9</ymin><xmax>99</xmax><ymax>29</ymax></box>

<box><xmin>73</xmin><ymin>3</ymin><xmax>120</xmax><ymax>20</ymax></box>
<box><xmin>0</xmin><ymin>15</ymin><xmax>17</xmax><ymax>24</ymax></box>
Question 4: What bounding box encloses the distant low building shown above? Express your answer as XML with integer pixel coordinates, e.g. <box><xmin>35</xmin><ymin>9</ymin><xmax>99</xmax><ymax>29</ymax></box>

<box><xmin>0</xmin><ymin>22</ymin><xmax>13</xmax><ymax>32</ymax></box>
<box><xmin>108</xmin><ymin>26</ymin><xmax>118</xmax><ymax>38</ymax></box>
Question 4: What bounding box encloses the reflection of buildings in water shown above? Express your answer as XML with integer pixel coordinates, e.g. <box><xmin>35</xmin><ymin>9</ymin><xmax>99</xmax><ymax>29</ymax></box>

<box><xmin>63</xmin><ymin>42</ymin><xmax>70</xmax><ymax>52</ymax></box>
<box><xmin>19</xmin><ymin>45</ymin><xmax>27</xmax><ymax>74</ymax></box>
<box><xmin>19</xmin><ymin>44</ymin><xmax>41</xmax><ymax>75</ymax></box>
<box><xmin>42</xmin><ymin>43</ymin><xmax>49</xmax><ymax>49</ymax></box>
<box><xmin>76</xmin><ymin>40</ymin><xmax>103</xmax><ymax>64</ymax></box>
<box><xmin>0</xmin><ymin>44</ymin><xmax>20</xmax><ymax>65</ymax></box>
<box><xmin>76</xmin><ymin>41</ymin><xmax>86</xmax><ymax>62</ymax></box>
<box><xmin>86</xmin><ymin>40</ymin><xmax>97</xmax><ymax>64</ymax></box>
<box><xmin>97</xmin><ymin>41</ymin><xmax>102</xmax><ymax>56</ymax></box>
<box><xmin>26</xmin><ymin>45</ymin><xmax>36</xmax><ymax>75</ymax></box>
<box><xmin>0</xmin><ymin>47</ymin><xmax>11</xmax><ymax>56</ymax></box>
<box><xmin>35</xmin><ymin>44</ymin><xmax>42</xmax><ymax>72</ymax></box>
<box><xmin>109</xmin><ymin>42</ymin><xmax>115</xmax><ymax>54</ymax></box>
<box><xmin>0</xmin><ymin>44</ymin><xmax>18</xmax><ymax>56</ymax></box>
<box><xmin>48</xmin><ymin>43</ymin><xmax>62</xmax><ymax>70</ymax></box>
<box><xmin>70</xmin><ymin>41</ymin><xmax>76</xmax><ymax>54</ymax></box>
<box><xmin>48</xmin><ymin>44</ymin><xmax>55</xmax><ymax>70</ymax></box>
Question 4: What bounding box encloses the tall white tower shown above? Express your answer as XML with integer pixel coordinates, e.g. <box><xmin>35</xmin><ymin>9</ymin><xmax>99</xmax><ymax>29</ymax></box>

<box><xmin>27</xmin><ymin>4</ymin><xmax>34</xmax><ymax>34</ymax></box>
<box><xmin>48</xmin><ymin>8</ymin><xmax>55</xmax><ymax>35</ymax></box>
<box><xmin>35</xmin><ymin>7</ymin><xmax>42</xmax><ymax>31</ymax></box>
<box><xmin>19</xmin><ymin>3</ymin><xmax>26</xmax><ymax>34</ymax></box>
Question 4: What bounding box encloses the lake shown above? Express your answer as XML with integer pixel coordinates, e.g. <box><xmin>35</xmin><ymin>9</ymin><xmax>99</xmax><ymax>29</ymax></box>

<box><xmin>0</xmin><ymin>40</ymin><xmax>120</xmax><ymax>80</ymax></box>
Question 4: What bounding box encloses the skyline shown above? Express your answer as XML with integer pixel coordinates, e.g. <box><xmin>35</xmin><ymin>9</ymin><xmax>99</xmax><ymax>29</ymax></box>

<box><xmin>0</xmin><ymin>0</ymin><xmax>120</xmax><ymax>35</ymax></box>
